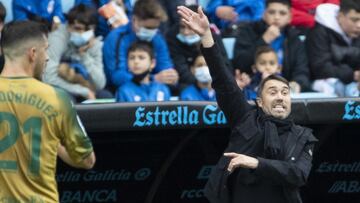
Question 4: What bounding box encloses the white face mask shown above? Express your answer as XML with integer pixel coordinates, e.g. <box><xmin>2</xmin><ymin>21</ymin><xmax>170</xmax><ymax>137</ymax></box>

<box><xmin>194</xmin><ymin>66</ymin><xmax>212</xmax><ymax>83</ymax></box>
<box><xmin>136</xmin><ymin>27</ymin><xmax>158</xmax><ymax>42</ymax></box>
<box><xmin>69</xmin><ymin>29</ymin><xmax>94</xmax><ymax>47</ymax></box>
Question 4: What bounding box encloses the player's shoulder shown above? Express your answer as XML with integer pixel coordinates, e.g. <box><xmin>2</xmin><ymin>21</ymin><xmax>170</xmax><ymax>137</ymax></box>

<box><xmin>32</xmin><ymin>80</ymin><xmax>73</xmax><ymax>107</ymax></box>
<box><xmin>32</xmin><ymin>80</ymin><xmax>66</xmax><ymax>97</ymax></box>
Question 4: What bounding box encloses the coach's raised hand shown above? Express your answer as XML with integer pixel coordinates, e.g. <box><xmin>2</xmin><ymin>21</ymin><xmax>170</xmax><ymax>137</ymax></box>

<box><xmin>177</xmin><ymin>6</ymin><xmax>214</xmax><ymax>47</ymax></box>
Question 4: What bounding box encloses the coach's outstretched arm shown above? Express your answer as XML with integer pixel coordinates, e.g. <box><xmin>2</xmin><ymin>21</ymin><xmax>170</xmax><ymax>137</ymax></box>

<box><xmin>177</xmin><ymin>6</ymin><xmax>252</xmax><ymax>127</ymax></box>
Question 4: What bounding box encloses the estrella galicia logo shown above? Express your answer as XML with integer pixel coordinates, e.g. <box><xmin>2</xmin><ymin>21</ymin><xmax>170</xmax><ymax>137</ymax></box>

<box><xmin>133</xmin><ymin>105</ymin><xmax>227</xmax><ymax>127</ymax></box>
<box><xmin>343</xmin><ymin>100</ymin><xmax>360</xmax><ymax>120</ymax></box>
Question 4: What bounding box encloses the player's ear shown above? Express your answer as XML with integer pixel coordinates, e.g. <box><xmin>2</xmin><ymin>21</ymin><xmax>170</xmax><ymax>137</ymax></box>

<box><xmin>28</xmin><ymin>46</ymin><xmax>37</xmax><ymax>62</ymax></box>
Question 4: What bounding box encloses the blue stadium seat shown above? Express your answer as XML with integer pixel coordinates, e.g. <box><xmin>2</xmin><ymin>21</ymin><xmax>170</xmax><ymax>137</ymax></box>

<box><xmin>222</xmin><ymin>37</ymin><xmax>236</xmax><ymax>59</ymax></box>
<box><xmin>198</xmin><ymin>0</ymin><xmax>210</xmax><ymax>8</ymax></box>
<box><xmin>0</xmin><ymin>0</ymin><xmax>13</xmax><ymax>23</ymax></box>
<box><xmin>61</xmin><ymin>0</ymin><xmax>76</xmax><ymax>13</ymax></box>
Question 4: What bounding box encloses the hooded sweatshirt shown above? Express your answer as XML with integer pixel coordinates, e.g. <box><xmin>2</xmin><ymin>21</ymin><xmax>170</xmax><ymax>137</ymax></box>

<box><xmin>306</xmin><ymin>3</ymin><xmax>360</xmax><ymax>83</ymax></box>
<box><xmin>315</xmin><ymin>3</ymin><xmax>352</xmax><ymax>45</ymax></box>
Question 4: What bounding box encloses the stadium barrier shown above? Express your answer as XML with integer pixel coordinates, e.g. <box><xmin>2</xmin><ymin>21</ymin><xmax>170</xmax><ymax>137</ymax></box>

<box><xmin>57</xmin><ymin>98</ymin><xmax>360</xmax><ymax>203</ymax></box>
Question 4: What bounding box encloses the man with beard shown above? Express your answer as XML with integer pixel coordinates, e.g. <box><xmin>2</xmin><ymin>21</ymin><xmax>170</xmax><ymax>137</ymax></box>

<box><xmin>0</xmin><ymin>21</ymin><xmax>95</xmax><ymax>202</ymax></box>
<box><xmin>178</xmin><ymin>5</ymin><xmax>317</xmax><ymax>203</ymax></box>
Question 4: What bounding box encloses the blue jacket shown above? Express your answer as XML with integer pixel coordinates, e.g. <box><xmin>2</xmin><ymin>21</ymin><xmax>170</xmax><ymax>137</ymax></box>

<box><xmin>206</xmin><ymin>0</ymin><xmax>265</xmax><ymax>29</ymax></box>
<box><xmin>180</xmin><ymin>85</ymin><xmax>216</xmax><ymax>101</ymax></box>
<box><xmin>116</xmin><ymin>81</ymin><xmax>171</xmax><ymax>102</ymax></box>
<box><xmin>75</xmin><ymin>0</ymin><xmax>94</xmax><ymax>6</ymax></box>
<box><xmin>103</xmin><ymin>23</ymin><xmax>174</xmax><ymax>87</ymax></box>
<box><xmin>13</xmin><ymin>0</ymin><xmax>65</xmax><ymax>23</ymax></box>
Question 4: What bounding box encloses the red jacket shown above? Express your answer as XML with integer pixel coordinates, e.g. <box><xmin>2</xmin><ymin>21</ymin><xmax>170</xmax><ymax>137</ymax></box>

<box><xmin>291</xmin><ymin>0</ymin><xmax>339</xmax><ymax>28</ymax></box>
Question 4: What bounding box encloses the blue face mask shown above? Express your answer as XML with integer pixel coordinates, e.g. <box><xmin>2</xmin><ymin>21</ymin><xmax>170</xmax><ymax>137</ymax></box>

<box><xmin>176</xmin><ymin>33</ymin><xmax>201</xmax><ymax>45</ymax></box>
<box><xmin>136</xmin><ymin>27</ymin><xmax>158</xmax><ymax>42</ymax></box>
<box><xmin>69</xmin><ymin>30</ymin><xmax>94</xmax><ymax>47</ymax></box>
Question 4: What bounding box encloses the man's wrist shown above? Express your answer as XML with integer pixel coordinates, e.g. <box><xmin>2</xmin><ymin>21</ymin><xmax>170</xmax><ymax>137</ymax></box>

<box><xmin>248</xmin><ymin>157</ymin><xmax>259</xmax><ymax>169</ymax></box>
<box><xmin>201</xmin><ymin>29</ymin><xmax>214</xmax><ymax>48</ymax></box>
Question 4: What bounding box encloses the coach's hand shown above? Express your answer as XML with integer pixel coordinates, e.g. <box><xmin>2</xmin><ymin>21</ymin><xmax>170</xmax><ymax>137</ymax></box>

<box><xmin>177</xmin><ymin>6</ymin><xmax>210</xmax><ymax>37</ymax></box>
<box><xmin>178</xmin><ymin>6</ymin><xmax>214</xmax><ymax>48</ymax></box>
<box><xmin>224</xmin><ymin>152</ymin><xmax>259</xmax><ymax>173</ymax></box>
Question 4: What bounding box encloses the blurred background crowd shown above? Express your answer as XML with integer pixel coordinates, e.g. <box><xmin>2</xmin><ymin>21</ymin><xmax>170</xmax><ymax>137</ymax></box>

<box><xmin>1</xmin><ymin>0</ymin><xmax>359</xmax><ymax>103</ymax></box>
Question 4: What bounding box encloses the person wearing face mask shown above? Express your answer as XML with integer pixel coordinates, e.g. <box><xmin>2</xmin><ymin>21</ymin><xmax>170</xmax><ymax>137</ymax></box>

<box><xmin>233</xmin><ymin>0</ymin><xmax>311</xmax><ymax>92</ymax></box>
<box><xmin>103</xmin><ymin>0</ymin><xmax>179</xmax><ymax>92</ymax></box>
<box><xmin>166</xmin><ymin>4</ymin><xmax>229</xmax><ymax>91</ymax></box>
<box><xmin>43</xmin><ymin>4</ymin><xmax>110</xmax><ymax>102</ymax></box>
<box><xmin>116</xmin><ymin>41</ymin><xmax>171</xmax><ymax>102</ymax></box>
<box><xmin>180</xmin><ymin>55</ymin><xmax>216</xmax><ymax>101</ymax></box>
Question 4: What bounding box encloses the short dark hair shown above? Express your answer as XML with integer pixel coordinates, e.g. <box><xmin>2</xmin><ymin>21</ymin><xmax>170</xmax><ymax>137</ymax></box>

<box><xmin>254</xmin><ymin>46</ymin><xmax>277</xmax><ymax>62</ymax></box>
<box><xmin>67</xmin><ymin>4</ymin><xmax>97</xmax><ymax>29</ymax></box>
<box><xmin>340</xmin><ymin>0</ymin><xmax>360</xmax><ymax>14</ymax></box>
<box><xmin>127</xmin><ymin>41</ymin><xmax>154</xmax><ymax>59</ymax></box>
<box><xmin>1</xmin><ymin>21</ymin><xmax>48</xmax><ymax>58</ymax></box>
<box><xmin>133</xmin><ymin>0</ymin><xmax>167</xmax><ymax>22</ymax></box>
<box><xmin>266</xmin><ymin>0</ymin><xmax>291</xmax><ymax>8</ymax></box>
<box><xmin>0</xmin><ymin>2</ymin><xmax>6</xmax><ymax>23</ymax></box>
<box><xmin>257</xmin><ymin>74</ymin><xmax>289</xmax><ymax>97</ymax></box>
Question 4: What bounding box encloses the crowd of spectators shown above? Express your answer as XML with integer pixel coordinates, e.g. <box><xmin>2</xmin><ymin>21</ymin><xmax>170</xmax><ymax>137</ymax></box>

<box><xmin>0</xmin><ymin>0</ymin><xmax>359</xmax><ymax>103</ymax></box>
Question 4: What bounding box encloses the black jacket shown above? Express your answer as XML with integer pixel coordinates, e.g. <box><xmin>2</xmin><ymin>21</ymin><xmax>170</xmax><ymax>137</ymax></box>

<box><xmin>233</xmin><ymin>21</ymin><xmax>311</xmax><ymax>91</ymax></box>
<box><xmin>306</xmin><ymin>23</ymin><xmax>360</xmax><ymax>84</ymax></box>
<box><xmin>201</xmin><ymin>42</ymin><xmax>317</xmax><ymax>203</ymax></box>
<box><xmin>166</xmin><ymin>24</ymin><xmax>230</xmax><ymax>90</ymax></box>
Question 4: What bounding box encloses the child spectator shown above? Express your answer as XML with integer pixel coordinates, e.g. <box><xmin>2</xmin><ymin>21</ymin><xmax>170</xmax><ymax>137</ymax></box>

<box><xmin>248</xmin><ymin>46</ymin><xmax>282</xmax><ymax>90</ymax></box>
<box><xmin>103</xmin><ymin>0</ymin><xmax>178</xmax><ymax>91</ymax></box>
<box><xmin>116</xmin><ymin>41</ymin><xmax>171</xmax><ymax>102</ymax></box>
<box><xmin>233</xmin><ymin>0</ymin><xmax>311</xmax><ymax>92</ymax></box>
<box><xmin>13</xmin><ymin>0</ymin><xmax>65</xmax><ymax>31</ymax></box>
<box><xmin>43</xmin><ymin>4</ymin><xmax>109</xmax><ymax>102</ymax></box>
<box><xmin>307</xmin><ymin>0</ymin><xmax>360</xmax><ymax>97</ymax></box>
<box><xmin>252</xmin><ymin>46</ymin><xmax>300</xmax><ymax>94</ymax></box>
<box><xmin>180</xmin><ymin>54</ymin><xmax>216</xmax><ymax>101</ymax></box>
